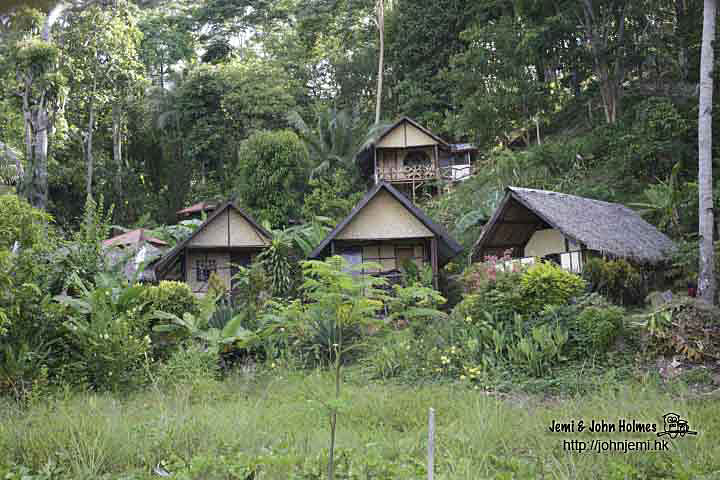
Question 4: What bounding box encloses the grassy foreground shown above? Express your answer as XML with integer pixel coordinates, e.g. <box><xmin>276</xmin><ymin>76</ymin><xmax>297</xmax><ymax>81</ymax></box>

<box><xmin>1</xmin><ymin>371</ymin><xmax>719</xmax><ymax>479</ymax></box>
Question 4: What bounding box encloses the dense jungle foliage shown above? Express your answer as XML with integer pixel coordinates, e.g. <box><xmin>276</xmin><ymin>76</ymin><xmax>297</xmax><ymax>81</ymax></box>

<box><xmin>2</xmin><ymin>1</ymin><xmax>720</xmax><ymax>478</ymax></box>
<box><xmin>0</xmin><ymin>0</ymin><xmax>713</xmax><ymax>235</ymax></box>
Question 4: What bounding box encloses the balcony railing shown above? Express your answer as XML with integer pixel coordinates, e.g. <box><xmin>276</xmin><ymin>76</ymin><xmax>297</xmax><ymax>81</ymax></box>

<box><xmin>377</xmin><ymin>164</ymin><xmax>477</xmax><ymax>183</ymax></box>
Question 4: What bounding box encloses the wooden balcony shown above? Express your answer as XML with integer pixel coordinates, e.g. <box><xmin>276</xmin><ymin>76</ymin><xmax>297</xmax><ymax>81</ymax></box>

<box><xmin>377</xmin><ymin>164</ymin><xmax>477</xmax><ymax>184</ymax></box>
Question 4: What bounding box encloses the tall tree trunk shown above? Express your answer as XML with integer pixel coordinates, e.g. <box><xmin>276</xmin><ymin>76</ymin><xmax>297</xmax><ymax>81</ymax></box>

<box><xmin>698</xmin><ymin>0</ymin><xmax>716</xmax><ymax>303</ymax></box>
<box><xmin>112</xmin><ymin>103</ymin><xmax>122</xmax><ymax>205</ymax></box>
<box><xmin>374</xmin><ymin>0</ymin><xmax>384</xmax><ymax>125</ymax></box>
<box><xmin>19</xmin><ymin>5</ymin><xmax>64</xmax><ymax>210</ymax></box>
<box><xmin>24</xmin><ymin>95</ymin><xmax>50</xmax><ymax>210</ymax></box>
<box><xmin>85</xmin><ymin>102</ymin><xmax>95</xmax><ymax>199</ymax></box>
<box><xmin>580</xmin><ymin>0</ymin><xmax>625</xmax><ymax>124</ymax></box>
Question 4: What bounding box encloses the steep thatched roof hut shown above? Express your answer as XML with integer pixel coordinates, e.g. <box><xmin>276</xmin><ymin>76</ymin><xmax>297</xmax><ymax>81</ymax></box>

<box><xmin>472</xmin><ymin>187</ymin><xmax>675</xmax><ymax>267</ymax></box>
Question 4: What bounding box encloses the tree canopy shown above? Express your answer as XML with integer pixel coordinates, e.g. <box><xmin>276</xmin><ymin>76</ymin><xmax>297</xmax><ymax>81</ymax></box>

<box><xmin>0</xmin><ymin>0</ymin><xmax>710</xmax><ymax>245</ymax></box>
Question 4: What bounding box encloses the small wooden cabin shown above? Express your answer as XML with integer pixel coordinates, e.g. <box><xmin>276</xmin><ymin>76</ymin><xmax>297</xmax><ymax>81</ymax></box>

<box><xmin>357</xmin><ymin>117</ymin><xmax>478</xmax><ymax>200</ymax></box>
<box><xmin>472</xmin><ymin>187</ymin><xmax>675</xmax><ymax>271</ymax></box>
<box><xmin>310</xmin><ymin>182</ymin><xmax>463</xmax><ymax>288</ymax></box>
<box><xmin>155</xmin><ymin>201</ymin><xmax>271</xmax><ymax>294</ymax></box>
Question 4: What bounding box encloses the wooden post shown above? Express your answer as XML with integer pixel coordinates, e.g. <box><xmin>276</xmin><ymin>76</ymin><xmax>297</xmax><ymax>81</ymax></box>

<box><xmin>428</xmin><ymin>407</ymin><xmax>435</xmax><ymax>480</ymax></box>
<box><xmin>374</xmin><ymin>147</ymin><xmax>378</xmax><ymax>184</ymax></box>
<box><xmin>430</xmin><ymin>237</ymin><xmax>438</xmax><ymax>290</ymax></box>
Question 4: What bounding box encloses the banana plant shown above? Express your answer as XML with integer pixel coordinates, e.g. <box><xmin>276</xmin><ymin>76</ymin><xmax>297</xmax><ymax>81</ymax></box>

<box><xmin>153</xmin><ymin>292</ymin><xmax>256</xmax><ymax>353</ymax></box>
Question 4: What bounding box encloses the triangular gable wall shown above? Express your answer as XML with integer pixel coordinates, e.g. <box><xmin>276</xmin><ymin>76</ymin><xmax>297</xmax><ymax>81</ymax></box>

<box><xmin>377</xmin><ymin>120</ymin><xmax>440</xmax><ymax>148</ymax></box>
<box><xmin>189</xmin><ymin>207</ymin><xmax>269</xmax><ymax>247</ymax></box>
<box><xmin>336</xmin><ymin>189</ymin><xmax>433</xmax><ymax>240</ymax></box>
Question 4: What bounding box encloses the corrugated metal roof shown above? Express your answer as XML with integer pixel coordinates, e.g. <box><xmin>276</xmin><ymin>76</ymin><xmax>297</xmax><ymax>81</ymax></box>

<box><xmin>176</xmin><ymin>201</ymin><xmax>216</xmax><ymax>216</ymax></box>
<box><xmin>103</xmin><ymin>228</ymin><xmax>168</xmax><ymax>248</ymax></box>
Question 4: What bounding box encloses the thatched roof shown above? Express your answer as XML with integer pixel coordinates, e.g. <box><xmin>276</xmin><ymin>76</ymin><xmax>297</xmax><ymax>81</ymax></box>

<box><xmin>473</xmin><ymin>187</ymin><xmax>675</xmax><ymax>264</ymax></box>
<box><xmin>310</xmin><ymin>181</ymin><xmax>463</xmax><ymax>266</ymax></box>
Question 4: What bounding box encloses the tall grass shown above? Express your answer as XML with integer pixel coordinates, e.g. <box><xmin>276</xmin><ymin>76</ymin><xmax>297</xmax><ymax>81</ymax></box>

<box><xmin>1</xmin><ymin>371</ymin><xmax>718</xmax><ymax>479</ymax></box>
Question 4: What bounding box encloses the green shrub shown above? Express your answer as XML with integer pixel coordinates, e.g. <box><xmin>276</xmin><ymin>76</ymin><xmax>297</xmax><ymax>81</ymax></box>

<box><xmin>505</xmin><ymin>317</ymin><xmax>569</xmax><ymax>377</ymax></box>
<box><xmin>575</xmin><ymin>305</ymin><xmax>624</xmax><ymax>352</ymax></box>
<box><xmin>301</xmin><ymin>170</ymin><xmax>364</xmax><ymax>223</ymax></box>
<box><xmin>475</xmin><ymin>269</ymin><xmax>525</xmax><ymax>320</ymax></box>
<box><xmin>231</xmin><ymin>262</ymin><xmax>271</xmax><ymax>327</ymax></box>
<box><xmin>361</xmin><ymin>329</ymin><xmax>417</xmax><ymax>380</ymax></box>
<box><xmin>519</xmin><ymin>261</ymin><xmax>586</xmax><ymax>313</ymax></box>
<box><xmin>538</xmin><ymin>293</ymin><xmax>625</xmax><ymax>360</ymax></box>
<box><xmin>0</xmin><ymin>194</ymin><xmax>53</xmax><ymax>250</ymax></box>
<box><xmin>141</xmin><ymin>280</ymin><xmax>199</xmax><ymax>319</ymax></box>
<box><xmin>450</xmin><ymin>294</ymin><xmax>484</xmax><ymax>323</ymax></box>
<box><xmin>583</xmin><ymin>257</ymin><xmax>647</xmax><ymax>306</ymax></box>
<box><xmin>0</xmin><ymin>198</ymin><xmax>62</xmax><ymax>400</ymax></box>
<box><xmin>387</xmin><ymin>283</ymin><xmax>446</xmax><ymax>333</ymax></box>
<box><xmin>434</xmin><ymin>300</ymin><xmax>571</xmax><ymax>379</ymax></box>
<box><xmin>55</xmin><ymin>273</ymin><xmax>155</xmax><ymax>391</ymax></box>
<box><xmin>679</xmin><ymin>366</ymin><xmax>714</xmax><ymax>387</ymax></box>
<box><xmin>141</xmin><ymin>281</ymin><xmax>200</xmax><ymax>358</ymax></box>
<box><xmin>58</xmin><ymin>195</ymin><xmax>114</xmax><ymax>290</ymax></box>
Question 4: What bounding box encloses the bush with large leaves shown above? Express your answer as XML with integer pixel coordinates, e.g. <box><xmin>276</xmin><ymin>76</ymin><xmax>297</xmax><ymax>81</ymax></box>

<box><xmin>55</xmin><ymin>273</ymin><xmax>157</xmax><ymax>391</ymax></box>
<box><xmin>0</xmin><ymin>195</ymin><xmax>61</xmax><ymax>400</ymax></box>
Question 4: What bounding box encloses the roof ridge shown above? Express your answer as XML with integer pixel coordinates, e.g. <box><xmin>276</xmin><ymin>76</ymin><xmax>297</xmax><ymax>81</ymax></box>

<box><xmin>508</xmin><ymin>186</ymin><xmax>629</xmax><ymax>209</ymax></box>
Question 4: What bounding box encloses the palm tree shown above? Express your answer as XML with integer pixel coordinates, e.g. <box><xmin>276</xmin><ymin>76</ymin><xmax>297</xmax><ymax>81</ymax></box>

<box><xmin>374</xmin><ymin>0</ymin><xmax>384</xmax><ymax>125</ymax></box>
<box><xmin>698</xmin><ymin>0</ymin><xmax>716</xmax><ymax>302</ymax></box>
<box><xmin>287</xmin><ymin>107</ymin><xmax>388</xmax><ymax>180</ymax></box>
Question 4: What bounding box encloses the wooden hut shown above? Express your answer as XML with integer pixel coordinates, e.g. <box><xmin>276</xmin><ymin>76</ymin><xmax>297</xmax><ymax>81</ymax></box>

<box><xmin>356</xmin><ymin>117</ymin><xmax>478</xmax><ymax>200</ymax></box>
<box><xmin>155</xmin><ymin>201</ymin><xmax>271</xmax><ymax>294</ymax></box>
<box><xmin>472</xmin><ymin>187</ymin><xmax>675</xmax><ymax>271</ymax></box>
<box><xmin>309</xmin><ymin>182</ymin><xmax>463</xmax><ymax>288</ymax></box>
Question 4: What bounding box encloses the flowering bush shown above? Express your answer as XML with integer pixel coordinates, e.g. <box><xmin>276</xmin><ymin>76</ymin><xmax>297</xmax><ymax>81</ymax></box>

<box><xmin>461</xmin><ymin>250</ymin><xmax>516</xmax><ymax>292</ymax></box>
